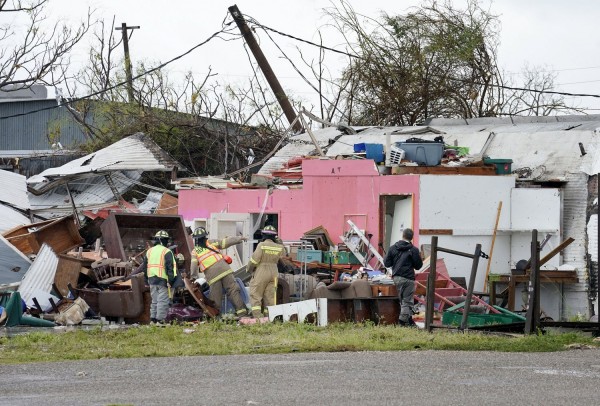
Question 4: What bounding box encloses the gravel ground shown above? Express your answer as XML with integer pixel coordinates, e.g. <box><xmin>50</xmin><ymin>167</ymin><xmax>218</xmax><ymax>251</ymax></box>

<box><xmin>1</xmin><ymin>349</ymin><xmax>600</xmax><ymax>405</ymax></box>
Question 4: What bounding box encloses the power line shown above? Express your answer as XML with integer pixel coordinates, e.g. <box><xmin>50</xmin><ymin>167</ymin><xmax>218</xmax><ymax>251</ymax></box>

<box><xmin>0</xmin><ymin>21</ymin><xmax>236</xmax><ymax>121</ymax></box>
<box><xmin>248</xmin><ymin>19</ymin><xmax>600</xmax><ymax>100</ymax></box>
<box><xmin>244</xmin><ymin>16</ymin><xmax>361</xmax><ymax>60</ymax></box>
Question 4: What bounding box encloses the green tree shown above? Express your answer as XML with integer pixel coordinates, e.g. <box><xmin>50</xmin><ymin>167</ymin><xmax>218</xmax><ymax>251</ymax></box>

<box><xmin>326</xmin><ymin>0</ymin><xmax>582</xmax><ymax>125</ymax></box>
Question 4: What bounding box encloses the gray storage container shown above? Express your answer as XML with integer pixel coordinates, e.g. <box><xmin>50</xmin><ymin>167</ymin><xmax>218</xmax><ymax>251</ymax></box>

<box><xmin>395</xmin><ymin>141</ymin><xmax>444</xmax><ymax>166</ymax></box>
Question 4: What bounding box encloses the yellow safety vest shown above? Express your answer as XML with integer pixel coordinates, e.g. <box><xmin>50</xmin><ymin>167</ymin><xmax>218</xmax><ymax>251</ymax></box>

<box><xmin>146</xmin><ymin>245</ymin><xmax>177</xmax><ymax>280</ymax></box>
<box><xmin>194</xmin><ymin>243</ymin><xmax>223</xmax><ymax>272</ymax></box>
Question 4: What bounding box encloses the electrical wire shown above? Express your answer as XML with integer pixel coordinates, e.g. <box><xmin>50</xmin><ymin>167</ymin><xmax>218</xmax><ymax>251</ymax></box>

<box><xmin>247</xmin><ymin>19</ymin><xmax>600</xmax><ymax>100</ymax></box>
<box><xmin>0</xmin><ymin>21</ymin><xmax>237</xmax><ymax>121</ymax></box>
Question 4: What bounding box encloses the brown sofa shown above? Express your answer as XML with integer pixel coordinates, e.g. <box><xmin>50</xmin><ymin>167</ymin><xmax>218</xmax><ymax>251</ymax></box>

<box><xmin>310</xmin><ymin>279</ymin><xmax>399</xmax><ymax>324</ymax></box>
<box><xmin>309</xmin><ymin>279</ymin><xmax>373</xmax><ymax>300</ymax></box>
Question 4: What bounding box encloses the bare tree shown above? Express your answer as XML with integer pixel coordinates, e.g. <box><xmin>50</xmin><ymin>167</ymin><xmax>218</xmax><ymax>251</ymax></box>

<box><xmin>501</xmin><ymin>65</ymin><xmax>586</xmax><ymax>116</ymax></box>
<box><xmin>0</xmin><ymin>0</ymin><xmax>92</xmax><ymax>90</ymax></box>
<box><xmin>64</xmin><ymin>17</ymin><xmax>287</xmax><ymax>183</ymax></box>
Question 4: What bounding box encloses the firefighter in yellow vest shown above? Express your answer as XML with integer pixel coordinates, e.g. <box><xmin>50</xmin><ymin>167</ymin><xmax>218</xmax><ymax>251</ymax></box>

<box><xmin>247</xmin><ymin>225</ymin><xmax>285</xmax><ymax>319</ymax></box>
<box><xmin>139</xmin><ymin>230</ymin><xmax>177</xmax><ymax>324</ymax></box>
<box><xmin>192</xmin><ymin>227</ymin><xmax>249</xmax><ymax>317</ymax></box>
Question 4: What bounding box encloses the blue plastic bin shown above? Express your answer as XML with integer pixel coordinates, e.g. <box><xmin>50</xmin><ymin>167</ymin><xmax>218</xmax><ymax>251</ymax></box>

<box><xmin>395</xmin><ymin>141</ymin><xmax>443</xmax><ymax>166</ymax></box>
<box><xmin>353</xmin><ymin>143</ymin><xmax>366</xmax><ymax>153</ymax></box>
<box><xmin>365</xmin><ymin>143</ymin><xmax>384</xmax><ymax>163</ymax></box>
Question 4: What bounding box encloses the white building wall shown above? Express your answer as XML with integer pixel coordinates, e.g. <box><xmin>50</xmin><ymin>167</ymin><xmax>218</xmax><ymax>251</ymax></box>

<box><xmin>418</xmin><ymin>175</ymin><xmax>573</xmax><ymax>320</ymax></box>
<box><xmin>418</xmin><ymin>176</ymin><xmax>515</xmax><ymax>291</ymax></box>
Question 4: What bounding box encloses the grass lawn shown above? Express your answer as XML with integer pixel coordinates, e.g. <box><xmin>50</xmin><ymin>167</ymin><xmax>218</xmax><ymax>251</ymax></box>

<box><xmin>1</xmin><ymin>321</ymin><xmax>599</xmax><ymax>364</ymax></box>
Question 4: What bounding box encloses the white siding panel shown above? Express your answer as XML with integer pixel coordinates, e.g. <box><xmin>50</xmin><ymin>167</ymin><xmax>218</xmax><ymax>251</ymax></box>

<box><xmin>510</xmin><ymin>188</ymin><xmax>561</xmax><ymax>269</ymax></box>
<box><xmin>419</xmin><ymin>175</ymin><xmax>514</xmax><ymax>231</ymax></box>
<box><xmin>17</xmin><ymin>244</ymin><xmax>59</xmax><ymax>303</ymax></box>
<box><xmin>0</xmin><ymin>205</ymin><xmax>30</xmax><ymax>233</ymax></box>
<box><xmin>0</xmin><ymin>170</ymin><xmax>29</xmax><ymax>209</ymax></box>
<box><xmin>561</xmin><ymin>172</ymin><xmax>590</xmax><ymax>317</ymax></box>
<box><xmin>418</xmin><ymin>176</ymin><xmax>516</xmax><ymax>289</ymax></box>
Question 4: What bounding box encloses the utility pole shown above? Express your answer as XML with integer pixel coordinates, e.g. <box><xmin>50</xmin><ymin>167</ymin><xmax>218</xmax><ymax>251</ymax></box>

<box><xmin>115</xmin><ymin>23</ymin><xmax>140</xmax><ymax>103</ymax></box>
<box><xmin>228</xmin><ymin>5</ymin><xmax>303</xmax><ymax>133</ymax></box>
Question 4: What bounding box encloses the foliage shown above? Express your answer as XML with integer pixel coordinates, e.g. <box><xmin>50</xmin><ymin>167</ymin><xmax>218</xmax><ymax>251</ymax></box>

<box><xmin>1</xmin><ymin>322</ymin><xmax>598</xmax><ymax>364</ymax></box>
<box><xmin>325</xmin><ymin>0</ymin><xmax>583</xmax><ymax>125</ymax></box>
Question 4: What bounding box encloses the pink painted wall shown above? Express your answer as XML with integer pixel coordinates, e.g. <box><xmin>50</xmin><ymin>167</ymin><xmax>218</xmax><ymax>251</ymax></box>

<box><xmin>178</xmin><ymin>159</ymin><xmax>420</xmax><ymax>248</ymax></box>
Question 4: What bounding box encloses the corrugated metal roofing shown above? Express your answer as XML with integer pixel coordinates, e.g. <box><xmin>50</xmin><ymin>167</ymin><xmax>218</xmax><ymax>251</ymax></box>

<box><xmin>0</xmin><ymin>99</ymin><xmax>88</xmax><ymax>151</ymax></box>
<box><xmin>137</xmin><ymin>191</ymin><xmax>163</xmax><ymax>213</ymax></box>
<box><xmin>17</xmin><ymin>243</ymin><xmax>58</xmax><ymax>303</ymax></box>
<box><xmin>257</xmin><ymin>142</ymin><xmax>317</xmax><ymax>175</ymax></box>
<box><xmin>0</xmin><ymin>169</ymin><xmax>30</xmax><ymax>209</ymax></box>
<box><xmin>0</xmin><ymin>205</ymin><xmax>31</xmax><ymax>233</ymax></box>
<box><xmin>27</xmin><ymin>132</ymin><xmax>184</xmax><ymax>189</ymax></box>
<box><xmin>29</xmin><ymin>171</ymin><xmax>141</xmax><ymax>218</ymax></box>
<box><xmin>265</xmin><ymin>115</ymin><xmax>600</xmax><ymax>181</ymax></box>
<box><xmin>0</xmin><ymin>235</ymin><xmax>31</xmax><ymax>285</ymax></box>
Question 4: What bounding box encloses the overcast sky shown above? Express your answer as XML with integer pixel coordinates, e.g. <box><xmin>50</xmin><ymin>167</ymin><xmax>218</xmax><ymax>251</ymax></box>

<box><xmin>20</xmin><ymin>0</ymin><xmax>600</xmax><ymax>112</ymax></box>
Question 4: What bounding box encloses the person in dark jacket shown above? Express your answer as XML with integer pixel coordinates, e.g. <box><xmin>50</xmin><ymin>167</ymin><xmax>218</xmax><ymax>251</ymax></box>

<box><xmin>384</xmin><ymin>228</ymin><xmax>423</xmax><ymax>326</ymax></box>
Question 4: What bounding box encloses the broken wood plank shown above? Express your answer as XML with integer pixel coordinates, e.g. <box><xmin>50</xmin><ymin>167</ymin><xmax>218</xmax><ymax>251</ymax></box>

<box><xmin>391</xmin><ymin>166</ymin><xmax>497</xmax><ymax>176</ymax></box>
<box><xmin>419</xmin><ymin>229</ymin><xmax>453</xmax><ymax>235</ymax></box>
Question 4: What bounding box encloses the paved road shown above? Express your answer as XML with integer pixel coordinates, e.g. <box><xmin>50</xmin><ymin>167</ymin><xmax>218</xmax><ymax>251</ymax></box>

<box><xmin>1</xmin><ymin>350</ymin><xmax>599</xmax><ymax>405</ymax></box>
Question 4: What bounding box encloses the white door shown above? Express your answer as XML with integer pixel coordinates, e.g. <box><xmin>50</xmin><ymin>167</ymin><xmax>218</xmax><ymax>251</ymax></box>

<box><xmin>209</xmin><ymin>213</ymin><xmax>253</xmax><ymax>266</ymax></box>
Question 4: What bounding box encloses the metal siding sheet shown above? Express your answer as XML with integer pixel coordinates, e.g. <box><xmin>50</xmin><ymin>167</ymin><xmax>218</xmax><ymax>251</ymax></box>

<box><xmin>0</xmin><ymin>100</ymin><xmax>88</xmax><ymax>151</ymax></box>
<box><xmin>0</xmin><ymin>170</ymin><xmax>29</xmax><ymax>209</ymax></box>
<box><xmin>0</xmin><ymin>205</ymin><xmax>30</xmax><ymax>233</ymax></box>
<box><xmin>257</xmin><ymin>142</ymin><xmax>316</xmax><ymax>175</ymax></box>
<box><xmin>29</xmin><ymin>171</ymin><xmax>141</xmax><ymax>218</ymax></box>
<box><xmin>28</xmin><ymin>133</ymin><xmax>182</xmax><ymax>185</ymax></box>
<box><xmin>0</xmin><ymin>235</ymin><xmax>32</xmax><ymax>284</ymax></box>
<box><xmin>17</xmin><ymin>243</ymin><xmax>59</xmax><ymax>303</ymax></box>
<box><xmin>137</xmin><ymin>191</ymin><xmax>163</xmax><ymax>213</ymax></box>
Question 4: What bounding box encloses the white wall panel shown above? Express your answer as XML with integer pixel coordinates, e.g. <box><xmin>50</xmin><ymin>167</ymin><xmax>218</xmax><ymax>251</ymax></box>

<box><xmin>511</xmin><ymin>188</ymin><xmax>560</xmax><ymax>231</ymax></box>
<box><xmin>419</xmin><ymin>176</ymin><xmax>514</xmax><ymax>232</ymax></box>
<box><xmin>417</xmin><ymin>235</ymin><xmax>511</xmax><ymax>291</ymax></box>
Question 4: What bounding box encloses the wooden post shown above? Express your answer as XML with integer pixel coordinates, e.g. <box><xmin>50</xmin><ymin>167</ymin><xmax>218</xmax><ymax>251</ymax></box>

<box><xmin>228</xmin><ymin>5</ymin><xmax>302</xmax><ymax>133</ymax></box>
<box><xmin>460</xmin><ymin>243</ymin><xmax>482</xmax><ymax>331</ymax></box>
<box><xmin>483</xmin><ymin>201</ymin><xmax>502</xmax><ymax>292</ymax></box>
<box><xmin>425</xmin><ymin>236</ymin><xmax>438</xmax><ymax>332</ymax></box>
<box><xmin>525</xmin><ymin>230</ymin><xmax>541</xmax><ymax>334</ymax></box>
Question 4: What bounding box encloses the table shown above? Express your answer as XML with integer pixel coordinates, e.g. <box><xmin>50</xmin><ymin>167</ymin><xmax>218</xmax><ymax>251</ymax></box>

<box><xmin>488</xmin><ymin>270</ymin><xmax>578</xmax><ymax>311</ymax></box>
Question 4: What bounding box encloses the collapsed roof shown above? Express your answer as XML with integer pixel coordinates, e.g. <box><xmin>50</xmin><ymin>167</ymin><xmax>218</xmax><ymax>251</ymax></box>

<box><xmin>27</xmin><ymin>132</ymin><xmax>184</xmax><ymax>193</ymax></box>
<box><xmin>258</xmin><ymin>114</ymin><xmax>600</xmax><ymax>182</ymax></box>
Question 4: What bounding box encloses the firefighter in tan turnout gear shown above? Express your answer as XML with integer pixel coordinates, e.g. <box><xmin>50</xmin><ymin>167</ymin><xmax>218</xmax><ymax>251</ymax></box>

<box><xmin>192</xmin><ymin>227</ymin><xmax>249</xmax><ymax>317</ymax></box>
<box><xmin>248</xmin><ymin>225</ymin><xmax>285</xmax><ymax>319</ymax></box>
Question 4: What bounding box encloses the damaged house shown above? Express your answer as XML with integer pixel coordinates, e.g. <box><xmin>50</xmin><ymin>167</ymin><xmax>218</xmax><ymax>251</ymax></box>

<box><xmin>175</xmin><ymin>114</ymin><xmax>600</xmax><ymax>322</ymax></box>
